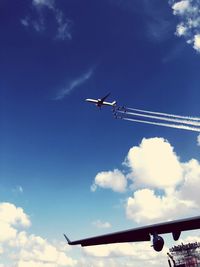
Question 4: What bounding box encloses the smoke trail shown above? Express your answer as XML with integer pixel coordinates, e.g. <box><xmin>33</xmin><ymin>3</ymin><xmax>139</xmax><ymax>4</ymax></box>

<box><xmin>126</xmin><ymin>107</ymin><xmax>200</xmax><ymax>121</ymax></box>
<box><xmin>118</xmin><ymin>110</ymin><xmax>200</xmax><ymax>127</ymax></box>
<box><xmin>123</xmin><ymin>117</ymin><xmax>200</xmax><ymax>132</ymax></box>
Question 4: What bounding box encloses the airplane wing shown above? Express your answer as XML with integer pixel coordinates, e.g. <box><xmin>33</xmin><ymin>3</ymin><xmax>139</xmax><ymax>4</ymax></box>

<box><xmin>64</xmin><ymin>216</ymin><xmax>200</xmax><ymax>247</ymax></box>
<box><xmin>101</xmin><ymin>93</ymin><xmax>110</xmax><ymax>102</ymax></box>
<box><xmin>85</xmin><ymin>99</ymin><xmax>98</xmax><ymax>103</ymax></box>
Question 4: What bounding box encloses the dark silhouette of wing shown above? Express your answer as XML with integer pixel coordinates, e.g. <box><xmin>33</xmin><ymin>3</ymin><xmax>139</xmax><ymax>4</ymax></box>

<box><xmin>64</xmin><ymin>216</ymin><xmax>200</xmax><ymax>247</ymax></box>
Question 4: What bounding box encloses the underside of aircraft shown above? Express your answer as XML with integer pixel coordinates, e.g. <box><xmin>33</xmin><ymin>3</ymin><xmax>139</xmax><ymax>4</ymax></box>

<box><xmin>64</xmin><ymin>216</ymin><xmax>200</xmax><ymax>252</ymax></box>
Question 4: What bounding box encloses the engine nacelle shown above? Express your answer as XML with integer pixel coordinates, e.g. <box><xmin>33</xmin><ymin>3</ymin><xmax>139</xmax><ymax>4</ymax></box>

<box><xmin>152</xmin><ymin>234</ymin><xmax>164</xmax><ymax>252</ymax></box>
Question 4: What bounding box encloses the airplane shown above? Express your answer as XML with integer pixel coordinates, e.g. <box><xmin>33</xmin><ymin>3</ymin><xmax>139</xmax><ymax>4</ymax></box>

<box><xmin>116</xmin><ymin>105</ymin><xmax>127</xmax><ymax>112</ymax></box>
<box><xmin>64</xmin><ymin>216</ymin><xmax>200</xmax><ymax>252</ymax></box>
<box><xmin>85</xmin><ymin>93</ymin><xmax>117</xmax><ymax>108</ymax></box>
<box><xmin>113</xmin><ymin>111</ymin><xmax>123</xmax><ymax>120</ymax></box>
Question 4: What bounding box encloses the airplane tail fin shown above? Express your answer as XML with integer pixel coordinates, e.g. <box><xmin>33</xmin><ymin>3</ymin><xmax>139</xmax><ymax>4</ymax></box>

<box><xmin>63</xmin><ymin>234</ymin><xmax>72</xmax><ymax>245</ymax></box>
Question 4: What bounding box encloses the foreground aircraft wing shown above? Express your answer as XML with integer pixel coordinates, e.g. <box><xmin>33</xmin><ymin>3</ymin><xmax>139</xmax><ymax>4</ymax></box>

<box><xmin>64</xmin><ymin>216</ymin><xmax>200</xmax><ymax>249</ymax></box>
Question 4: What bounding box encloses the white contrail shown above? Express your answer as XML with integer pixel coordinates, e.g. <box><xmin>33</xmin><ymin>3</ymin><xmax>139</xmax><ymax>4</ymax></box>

<box><xmin>118</xmin><ymin>110</ymin><xmax>200</xmax><ymax>127</ymax></box>
<box><xmin>123</xmin><ymin>117</ymin><xmax>200</xmax><ymax>132</ymax></box>
<box><xmin>126</xmin><ymin>107</ymin><xmax>200</xmax><ymax>121</ymax></box>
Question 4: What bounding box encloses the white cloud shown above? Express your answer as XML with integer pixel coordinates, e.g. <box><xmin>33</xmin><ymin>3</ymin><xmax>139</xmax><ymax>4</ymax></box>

<box><xmin>21</xmin><ymin>1</ymin><xmax>72</xmax><ymax>41</ymax></box>
<box><xmin>197</xmin><ymin>134</ymin><xmax>200</xmax><ymax>146</ymax></box>
<box><xmin>0</xmin><ymin>202</ymin><xmax>77</xmax><ymax>267</ymax></box>
<box><xmin>176</xmin><ymin>23</ymin><xmax>187</xmax><ymax>36</ymax></box>
<box><xmin>14</xmin><ymin>235</ymin><xmax>76</xmax><ymax>266</ymax></box>
<box><xmin>0</xmin><ymin>202</ymin><xmax>30</xmax><ymax>227</ymax></box>
<box><xmin>194</xmin><ymin>34</ymin><xmax>200</xmax><ymax>52</ymax></box>
<box><xmin>92</xmin><ymin>137</ymin><xmax>200</xmax><ymax>225</ymax></box>
<box><xmin>91</xmin><ymin>169</ymin><xmax>127</xmax><ymax>193</ymax></box>
<box><xmin>170</xmin><ymin>0</ymin><xmax>200</xmax><ymax>52</ymax></box>
<box><xmin>125</xmin><ymin>137</ymin><xmax>182</xmax><ymax>191</ymax></box>
<box><xmin>82</xmin><ymin>242</ymin><xmax>168</xmax><ymax>267</ymax></box>
<box><xmin>124</xmin><ymin>138</ymin><xmax>200</xmax><ymax>223</ymax></box>
<box><xmin>55</xmin><ymin>69</ymin><xmax>94</xmax><ymax>100</ymax></box>
<box><xmin>126</xmin><ymin>188</ymin><xmax>195</xmax><ymax>224</ymax></box>
<box><xmin>179</xmin><ymin>231</ymin><xmax>200</xmax><ymax>243</ymax></box>
<box><xmin>92</xmin><ymin>220</ymin><xmax>112</xmax><ymax>229</ymax></box>
<box><xmin>55</xmin><ymin>10</ymin><xmax>72</xmax><ymax>41</ymax></box>
<box><xmin>0</xmin><ymin>203</ymin><xmax>30</xmax><ymax>245</ymax></box>
<box><xmin>172</xmin><ymin>0</ymin><xmax>190</xmax><ymax>15</ymax></box>
<box><xmin>32</xmin><ymin>0</ymin><xmax>55</xmax><ymax>9</ymax></box>
<box><xmin>179</xmin><ymin>159</ymin><xmax>200</xmax><ymax>205</ymax></box>
<box><xmin>17</xmin><ymin>261</ymin><xmax>54</xmax><ymax>267</ymax></box>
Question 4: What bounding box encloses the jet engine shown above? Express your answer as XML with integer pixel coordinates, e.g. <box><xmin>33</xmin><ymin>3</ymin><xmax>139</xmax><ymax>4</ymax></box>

<box><xmin>152</xmin><ymin>234</ymin><xmax>164</xmax><ymax>252</ymax></box>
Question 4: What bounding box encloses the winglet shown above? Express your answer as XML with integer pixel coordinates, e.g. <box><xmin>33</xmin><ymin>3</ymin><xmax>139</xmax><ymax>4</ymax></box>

<box><xmin>63</xmin><ymin>234</ymin><xmax>72</xmax><ymax>245</ymax></box>
<box><xmin>112</xmin><ymin>101</ymin><xmax>117</xmax><ymax>106</ymax></box>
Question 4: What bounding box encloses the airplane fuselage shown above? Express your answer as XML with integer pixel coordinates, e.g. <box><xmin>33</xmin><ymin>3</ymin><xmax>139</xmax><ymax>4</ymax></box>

<box><xmin>86</xmin><ymin>98</ymin><xmax>116</xmax><ymax>107</ymax></box>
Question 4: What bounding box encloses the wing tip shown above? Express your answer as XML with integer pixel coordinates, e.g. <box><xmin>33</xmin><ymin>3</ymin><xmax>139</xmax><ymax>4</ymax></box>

<box><xmin>63</xmin><ymin>234</ymin><xmax>72</xmax><ymax>245</ymax></box>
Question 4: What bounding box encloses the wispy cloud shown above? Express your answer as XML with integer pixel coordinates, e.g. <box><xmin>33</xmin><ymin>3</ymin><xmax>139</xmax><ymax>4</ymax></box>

<box><xmin>21</xmin><ymin>0</ymin><xmax>72</xmax><ymax>41</ymax></box>
<box><xmin>92</xmin><ymin>220</ymin><xmax>112</xmax><ymax>229</ymax></box>
<box><xmin>55</xmin><ymin>68</ymin><xmax>94</xmax><ymax>100</ymax></box>
<box><xmin>55</xmin><ymin>10</ymin><xmax>72</xmax><ymax>41</ymax></box>
<box><xmin>110</xmin><ymin>0</ymin><xmax>173</xmax><ymax>43</ymax></box>
<box><xmin>32</xmin><ymin>0</ymin><xmax>55</xmax><ymax>9</ymax></box>
<box><xmin>12</xmin><ymin>185</ymin><xmax>24</xmax><ymax>194</ymax></box>
<box><xmin>169</xmin><ymin>0</ymin><xmax>200</xmax><ymax>52</ymax></box>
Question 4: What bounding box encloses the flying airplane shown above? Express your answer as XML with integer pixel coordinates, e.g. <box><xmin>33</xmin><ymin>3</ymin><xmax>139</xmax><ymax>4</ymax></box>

<box><xmin>85</xmin><ymin>93</ymin><xmax>117</xmax><ymax>108</ymax></box>
<box><xmin>113</xmin><ymin>111</ymin><xmax>123</xmax><ymax>120</ymax></box>
<box><xmin>64</xmin><ymin>216</ymin><xmax>200</xmax><ymax>252</ymax></box>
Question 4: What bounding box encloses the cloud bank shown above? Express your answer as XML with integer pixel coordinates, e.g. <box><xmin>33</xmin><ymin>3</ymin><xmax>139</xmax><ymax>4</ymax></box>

<box><xmin>0</xmin><ymin>202</ymin><xmax>76</xmax><ymax>267</ymax></box>
<box><xmin>0</xmin><ymin>202</ymin><xmax>169</xmax><ymax>267</ymax></box>
<box><xmin>91</xmin><ymin>137</ymin><xmax>200</xmax><ymax>224</ymax></box>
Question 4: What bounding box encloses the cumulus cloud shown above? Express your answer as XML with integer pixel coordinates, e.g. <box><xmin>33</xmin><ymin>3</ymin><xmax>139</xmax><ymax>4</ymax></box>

<box><xmin>11</xmin><ymin>233</ymin><xmax>76</xmax><ymax>266</ymax></box>
<box><xmin>169</xmin><ymin>0</ymin><xmax>200</xmax><ymax>52</ymax></box>
<box><xmin>55</xmin><ymin>69</ymin><xmax>94</xmax><ymax>100</ymax></box>
<box><xmin>0</xmin><ymin>202</ymin><xmax>30</xmax><ymax>228</ymax></box>
<box><xmin>179</xmin><ymin>159</ymin><xmax>200</xmax><ymax>205</ymax></box>
<box><xmin>125</xmin><ymin>139</ymin><xmax>200</xmax><ymax>223</ymax></box>
<box><xmin>125</xmin><ymin>137</ymin><xmax>183</xmax><ymax>191</ymax></box>
<box><xmin>91</xmin><ymin>169</ymin><xmax>127</xmax><ymax>193</ymax></box>
<box><xmin>92</xmin><ymin>137</ymin><xmax>200</xmax><ymax>224</ymax></box>
<box><xmin>21</xmin><ymin>0</ymin><xmax>72</xmax><ymax>41</ymax></box>
<box><xmin>0</xmin><ymin>202</ymin><xmax>77</xmax><ymax>267</ymax></box>
<box><xmin>126</xmin><ymin>188</ymin><xmax>195</xmax><ymax>223</ymax></box>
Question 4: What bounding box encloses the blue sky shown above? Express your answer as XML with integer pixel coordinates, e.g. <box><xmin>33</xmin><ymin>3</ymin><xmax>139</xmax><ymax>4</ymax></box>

<box><xmin>1</xmin><ymin>0</ymin><xmax>200</xmax><ymax>266</ymax></box>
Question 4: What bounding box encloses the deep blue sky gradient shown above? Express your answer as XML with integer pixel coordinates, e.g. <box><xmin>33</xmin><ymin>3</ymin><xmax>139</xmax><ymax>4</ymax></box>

<box><xmin>1</xmin><ymin>0</ymin><xmax>200</xmax><ymax>242</ymax></box>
